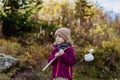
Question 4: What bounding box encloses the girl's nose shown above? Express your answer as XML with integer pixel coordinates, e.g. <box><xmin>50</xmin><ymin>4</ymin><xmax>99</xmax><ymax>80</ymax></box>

<box><xmin>56</xmin><ymin>38</ymin><xmax>59</xmax><ymax>40</ymax></box>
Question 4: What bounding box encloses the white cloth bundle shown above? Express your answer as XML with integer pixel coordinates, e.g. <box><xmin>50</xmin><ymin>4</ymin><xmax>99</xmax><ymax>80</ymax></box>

<box><xmin>84</xmin><ymin>48</ymin><xmax>94</xmax><ymax>61</ymax></box>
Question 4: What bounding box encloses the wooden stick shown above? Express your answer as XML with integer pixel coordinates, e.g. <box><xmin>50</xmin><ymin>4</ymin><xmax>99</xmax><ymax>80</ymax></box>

<box><xmin>42</xmin><ymin>57</ymin><xmax>57</xmax><ymax>71</ymax></box>
<box><xmin>42</xmin><ymin>48</ymin><xmax>67</xmax><ymax>71</ymax></box>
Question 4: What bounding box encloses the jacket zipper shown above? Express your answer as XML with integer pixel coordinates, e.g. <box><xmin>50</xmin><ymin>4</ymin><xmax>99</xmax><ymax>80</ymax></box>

<box><xmin>69</xmin><ymin>66</ymin><xmax>72</xmax><ymax>77</ymax></box>
<box><xmin>55</xmin><ymin>58</ymin><xmax>60</xmax><ymax>77</ymax></box>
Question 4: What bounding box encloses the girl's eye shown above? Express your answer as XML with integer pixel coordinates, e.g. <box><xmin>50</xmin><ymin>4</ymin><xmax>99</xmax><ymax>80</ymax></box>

<box><xmin>58</xmin><ymin>36</ymin><xmax>60</xmax><ymax>38</ymax></box>
<box><xmin>56</xmin><ymin>35</ymin><xmax>61</xmax><ymax>38</ymax></box>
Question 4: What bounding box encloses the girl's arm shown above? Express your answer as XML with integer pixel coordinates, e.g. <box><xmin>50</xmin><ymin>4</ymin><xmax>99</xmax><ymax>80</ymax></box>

<box><xmin>48</xmin><ymin>47</ymin><xmax>58</xmax><ymax>66</ymax></box>
<box><xmin>61</xmin><ymin>47</ymin><xmax>76</xmax><ymax>66</ymax></box>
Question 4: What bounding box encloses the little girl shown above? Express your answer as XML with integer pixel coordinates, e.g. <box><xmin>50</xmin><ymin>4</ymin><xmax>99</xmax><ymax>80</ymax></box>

<box><xmin>48</xmin><ymin>28</ymin><xmax>76</xmax><ymax>80</ymax></box>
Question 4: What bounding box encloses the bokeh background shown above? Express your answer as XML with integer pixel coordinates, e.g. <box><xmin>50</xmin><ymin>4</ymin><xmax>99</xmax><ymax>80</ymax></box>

<box><xmin>0</xmin><ymin>0</ymin><xmax>120</xmax><ymax>80</ymax></box>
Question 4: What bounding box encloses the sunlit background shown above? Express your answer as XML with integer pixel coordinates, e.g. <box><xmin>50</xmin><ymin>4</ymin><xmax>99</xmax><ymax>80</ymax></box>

<box><xmin>0</xmin><ymin>0</ymin><xmax>120</xmax><ymax>80</ymax></box>
<box><xmin>42</xmin><ymin>0</ymin><xmax>120</xmax><ymax>13</ymax></box>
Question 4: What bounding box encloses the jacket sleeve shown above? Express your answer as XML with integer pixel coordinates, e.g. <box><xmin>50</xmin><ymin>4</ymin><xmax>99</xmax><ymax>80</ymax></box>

<box><xmin>48</xmin><ymin>48</ymin><xmax>58</xmax><ymax>66</ymax></box>
<box><xmin>61</xmin><ymin>47</ymin><xmax>76</xmax><ymax>66</ymax></box>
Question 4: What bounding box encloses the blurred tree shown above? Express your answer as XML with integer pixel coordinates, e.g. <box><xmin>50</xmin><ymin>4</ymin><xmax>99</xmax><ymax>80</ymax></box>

<box><xmin>57</xmin><ymin>1</ymin><xmax>75</xmax><ymax>28</ymax></box>
<box><xmin>38</xmin><ymin>0</ymin><xmax>95</xmax><ymax>45</ymax></box>
<box><xmin>74</xmin><ymin>0</ymin><xmax>94</xmax><ymax>46</ymax></box>
<box><xmin>0</xmin><ymin>0</ymin><xmax>42</xmax><ymax>38</ymax></box>
<box><xmin>38</xmin><ymin>21</ymin><xmax>57</xmax><ymax>44</ymax></box>
<box><xmin>110</xmin><ymin>15</ymin><xmax>120</xmax><ymax>38</ymax></box>
<box><xmin>90</xmin><ymin>7</ymin><xmax>120</xmax><ymax>46</ymax></box>
<box><xmin>38</xmin><ymin>0</ymin><xmax>75</xmax><ymax>28</ymax></box>
<box><xmin>37</xmin><ymin>0</ymin><xmax>75</xmax><ymax>44</ymax></box>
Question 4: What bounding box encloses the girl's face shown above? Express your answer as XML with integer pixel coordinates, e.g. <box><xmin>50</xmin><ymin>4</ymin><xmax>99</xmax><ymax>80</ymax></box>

<box><xmin>55</xmin><ymin>35</ymin><xmax>65</xmax><ymax>44</ymax></box>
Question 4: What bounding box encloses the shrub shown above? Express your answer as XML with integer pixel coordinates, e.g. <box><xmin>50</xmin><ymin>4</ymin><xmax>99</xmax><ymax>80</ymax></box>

<box><xmin>74</xmin><ymin>39</ymin><xmax>120</xmax><ymax>79</ymax></box>
<box><xmin>0</xmin><ymin>39</ymin><xmax>21</xmax><ymax>56</ymax></box>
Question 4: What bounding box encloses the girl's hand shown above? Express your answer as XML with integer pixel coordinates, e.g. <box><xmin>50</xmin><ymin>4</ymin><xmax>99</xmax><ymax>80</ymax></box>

<box><xmin>55</xmin><ymin>49</ymin><xmax>64</xmax><ymax>57</ymax></box>
<box><xmin>55</xmin><ymin>52</ymin><xmax>61</xmax><ymax>57</ymax></box>
<box><xmin>59</xmin><ymin>49</ymin><xmax>64</xmax><ymax>55</ymax></box>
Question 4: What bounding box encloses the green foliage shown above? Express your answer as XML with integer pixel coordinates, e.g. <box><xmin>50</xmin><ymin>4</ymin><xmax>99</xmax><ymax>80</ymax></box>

<box><xmin>0</xmin><ymin>74</ymin><xmax>12</xmax><ymax>80</ymax></box>
<box><xmin>2</xmin><ymin>12</ymin><xmax>36</xmax><ymax>37</ymax></box>
<box><xmin>73</xmin><ymin>0</ymin><xmax>94</xmax><ymax>47</ymax></box>
<box><xmin>75</xmin><ymin>0</ymin><xmax>94</xmax><ymax>18</ymax></box>
<box><xmin>0</xmin><ymin>38</ymin><xmax>51</xmax><ymax>79</ymax></box>
<box><xmin>39</xmin><ymin>21</ymin><xmax>57</xmax><ymax>43</ymax></box>
<box><xmin>74</xmin><ymin>39</ymin><xmax>120</xmax><ymax>79</ymax></box>
<box><xmin>0</xmin><ymin>0</ymin><xmax>42</xmax><ymax>38</ymax></box>
<box><xmin>18</xmin><ymin>43</ymin><xmax>52</xmax><ymax>68</ymax></box>
<box><xmin>0</xmin><ymin>0</ymin><xmax>120</xmax><ymax>80</ymax></box>
<box><xmin>0</xmin><ymin>39</ymin><xmax>21</xmax><ymax>56</ymax></box>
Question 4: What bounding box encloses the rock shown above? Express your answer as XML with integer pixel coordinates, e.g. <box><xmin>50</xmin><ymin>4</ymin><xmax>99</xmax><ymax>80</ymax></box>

<box><xmin>0</xmin><ymin>53</ymin><xmax>19</xmax><ymax>70</ymax></box>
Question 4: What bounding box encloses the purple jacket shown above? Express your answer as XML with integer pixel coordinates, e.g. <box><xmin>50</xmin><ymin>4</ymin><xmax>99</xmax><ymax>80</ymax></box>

<box><xmin>48</xmin><ymin>45</ymin><xmax>76</xmax><ymax>80</ymax></box>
